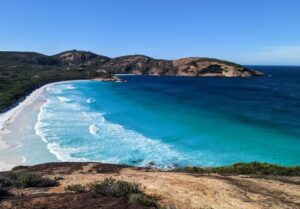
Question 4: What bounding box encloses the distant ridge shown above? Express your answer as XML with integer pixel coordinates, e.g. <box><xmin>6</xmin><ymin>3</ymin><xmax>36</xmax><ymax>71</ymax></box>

<box><xmin>1</xmin><ymin>49</ymin><xmax>263</xmax><ymax>78</ymax></box>
<box><xmin>54</xmin><ymin>49</ymin><xmax>263</xmax><ymax>77</ymax></box>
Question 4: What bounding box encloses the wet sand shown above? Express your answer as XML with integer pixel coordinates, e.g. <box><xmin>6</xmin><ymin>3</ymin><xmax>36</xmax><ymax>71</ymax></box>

<box><xmin>0</xmin><ymin>82</ymin><xmax>69</xmax><ymax>171</ymax></box>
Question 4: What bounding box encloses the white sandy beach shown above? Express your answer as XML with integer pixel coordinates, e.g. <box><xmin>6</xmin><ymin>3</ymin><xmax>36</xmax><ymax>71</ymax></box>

<box><xmin>0</xmin><ymin>84</ymin><xmax>48</xmax><ymax>171</ymax></box>
<box><xmin>0</xmin><ymin>81</ymin><xmax>81</xmax><ymax>171</ymax></box>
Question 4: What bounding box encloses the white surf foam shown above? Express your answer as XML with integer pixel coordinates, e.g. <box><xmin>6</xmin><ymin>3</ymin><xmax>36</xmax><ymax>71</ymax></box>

<box><xmin>89</xmin><ymin>123</ymin><xmax>99</xmax><ymax>135</ymax></box>
<box><xmin>0</xmin><ymin>84</ymin><xmax>48</xmax><ymax>149</ymax></box>
<box><xmin>65</xmin><ymin>84</ymin><xmax>76</xmax><ymax>90</ymax></box>
<box><xmin>86</xmin><ymin>98</ymin><xmax>96</xmax><ymax>104</ymax></box>
<box><xmin>57</xmin><ymin>96</ymin><xmax>72</xmax><ymax>103</ymax></box>
<box><xmin>34</xmin><ymin>81</ymin><xmax>190</xmax><ymax>169</ymax></box>
<box><xmin>46</xmin><ymin>86</ymin><xmax>62</xmax><ymax>94</ymax></box>
<box><xmin>47</xmin><ymin>143</ymin><xmax>88</xmax><ymax>162</ymax></box>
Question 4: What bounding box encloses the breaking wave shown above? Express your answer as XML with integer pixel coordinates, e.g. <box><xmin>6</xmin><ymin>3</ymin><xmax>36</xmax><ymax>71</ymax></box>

<box><xmin>35</xmin><ymin>83</ymin><xmax>189</xmax><ymax>168</ymax></box>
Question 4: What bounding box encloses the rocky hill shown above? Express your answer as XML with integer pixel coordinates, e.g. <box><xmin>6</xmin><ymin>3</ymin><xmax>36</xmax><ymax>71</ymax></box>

<box><xmin>0</xmin><ymin>50</ymin><xmax>263</xmax><ymax>112</ymax></box>
<box><xmin>53</xmin><ymin>50</ymin><xmax>263</xmax><ymax>77</ymax></box>
<box><xmin>0</xmin><ymin>49</ymin><xmax>263</xmax><ymax>78</ymax></box>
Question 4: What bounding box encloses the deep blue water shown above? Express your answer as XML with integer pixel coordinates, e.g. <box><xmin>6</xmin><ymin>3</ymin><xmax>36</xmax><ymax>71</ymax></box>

<box><xmin>35</xmin><ymin>66</ymin><xmax>300</xmax><ymax>168</ymax></box>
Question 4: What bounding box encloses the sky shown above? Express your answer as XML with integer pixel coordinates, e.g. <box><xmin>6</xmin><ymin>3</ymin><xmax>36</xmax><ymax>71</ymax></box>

<box><xmin>0</xmin><ymin>0</ymin><xmax>299</xmax><ymax>65</ymax></box>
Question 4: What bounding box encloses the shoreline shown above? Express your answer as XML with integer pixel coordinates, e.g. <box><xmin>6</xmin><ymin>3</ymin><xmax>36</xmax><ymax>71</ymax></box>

<box><xmin>1</xmin><ymin>77</ymin><xmax>299</xmax><ymax>171</ymax></box>
<box><xmin>0</xmin><ymin>83</ymin><xmax>51</xmax><ymax>171</ymax></box>
<box><xmin>0</xmin><ymin>80</ymin><xmax>90</xmax><ymax>171</ymax></box>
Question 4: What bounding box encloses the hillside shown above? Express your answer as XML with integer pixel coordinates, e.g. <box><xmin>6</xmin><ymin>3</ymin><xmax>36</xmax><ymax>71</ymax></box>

<box><xmin>0</xmin><ymin>162</ymin><xmax>299</xmax><ymax>209</ymax></box>
<box><xmin>0</xmin><ymin>50</ymin><xmax>263</xmax><ymax>112</ymax></box>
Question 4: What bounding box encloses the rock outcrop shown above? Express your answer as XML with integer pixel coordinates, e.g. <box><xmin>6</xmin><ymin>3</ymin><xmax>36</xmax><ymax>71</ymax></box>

<box><xmin>54</xmin><ymin>50</ymin><xmax>263</xmax><ymax>77</ymax></box>
<box><xmin>1</xmin><ymin>162</ymin><xmax>299</xmax><ymax>209</ymax></box>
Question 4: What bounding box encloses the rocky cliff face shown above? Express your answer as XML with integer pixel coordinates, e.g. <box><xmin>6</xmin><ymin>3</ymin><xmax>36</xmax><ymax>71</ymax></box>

<box><xmin>172</xmin><ymin>57</ymin><xmax>263</xmax><ymax>77</ymax></box>
<box><xmin>54</xmin><ymin>50</ymin><xmax>110</xmax><ymax>69</ymax></box>
<box><xmin>54</xmin><ymin>50</ymin><xmax>263</xmax><ymax>77</ymax></box>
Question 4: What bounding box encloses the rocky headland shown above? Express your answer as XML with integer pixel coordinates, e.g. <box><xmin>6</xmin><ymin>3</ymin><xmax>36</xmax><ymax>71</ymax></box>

<box><xmin>55</xmin><ymin>50</ymin><xmax>263</xmax><ymax>77</ymax></box>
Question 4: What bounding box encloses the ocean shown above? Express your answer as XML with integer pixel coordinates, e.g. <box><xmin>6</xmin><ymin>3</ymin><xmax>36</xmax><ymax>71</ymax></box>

<box><xmin>33</xmin><ymin>66</ymin><xmax>300</xmax><ymax>168</ymax></box>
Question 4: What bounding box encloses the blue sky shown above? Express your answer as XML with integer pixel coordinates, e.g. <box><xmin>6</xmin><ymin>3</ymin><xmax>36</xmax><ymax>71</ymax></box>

<box><xmin>0</xmin><ymin>0</ymin><xmax>299</xmax><ymax>65</ymax></box>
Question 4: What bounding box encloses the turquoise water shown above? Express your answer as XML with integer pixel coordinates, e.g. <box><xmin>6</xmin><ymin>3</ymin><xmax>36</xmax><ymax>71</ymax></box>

<box><xmin>35</xmin><ymin>66</ymin><xmax>300</xmax><ymax>168</ymax></box>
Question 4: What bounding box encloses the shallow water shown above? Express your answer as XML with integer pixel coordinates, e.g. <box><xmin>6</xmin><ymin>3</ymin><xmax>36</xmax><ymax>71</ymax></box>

<box><xmin>33</xmin><ymin>66</ymin><xmax>300</xmax><ymax>168</ymax></box>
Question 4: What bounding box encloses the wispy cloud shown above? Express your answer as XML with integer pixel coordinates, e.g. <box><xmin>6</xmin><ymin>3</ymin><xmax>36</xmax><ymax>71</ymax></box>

<box><xmin>239</xmin><ymin>46</ymin><xmax>300</xmax><ymax>65</ymax></box>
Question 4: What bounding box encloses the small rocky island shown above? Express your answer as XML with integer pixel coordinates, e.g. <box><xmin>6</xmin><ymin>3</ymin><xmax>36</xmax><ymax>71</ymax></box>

<box><xmin>0</xmin><ymin>50</ymin><xmax>263</xmax><ymax>112</ymax></box>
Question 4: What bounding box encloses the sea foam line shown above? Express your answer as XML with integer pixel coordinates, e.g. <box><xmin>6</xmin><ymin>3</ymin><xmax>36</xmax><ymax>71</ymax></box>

<box><xmin>33</xmin><ymin>80</ymin><xmax>192</xmax><ymax>169</ymax></box>
<box><xmin>0</xmin><ymin>80</ymin><xmax>87</xmax><ymax>171</ymax></box>
<box><xmin>0</xmin><ymin>85</ymin><xmax>47</xmax><ymax>146</ymax></box>
<box><xmin>36</xmin><ymin>97</ymin><xmax>187</xmax><ymax>168</ymax></box>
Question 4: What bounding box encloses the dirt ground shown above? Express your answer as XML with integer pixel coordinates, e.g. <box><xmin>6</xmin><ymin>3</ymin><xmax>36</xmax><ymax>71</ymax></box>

<box><xmin>1</xmin><ymin>162</ymin><xmax>300</xmax><ymax>209</ymax></box>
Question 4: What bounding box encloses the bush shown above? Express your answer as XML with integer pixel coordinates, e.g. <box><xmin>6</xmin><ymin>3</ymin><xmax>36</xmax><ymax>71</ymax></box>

<box><xmin>15</xmin><ymin>173</ymin><xmax>59</xmax><ymax>188</ymax></box>
<box><xmin>65</xmin><ymin>184</ymin><xmax>87</xmax><ymax>193</ymax></box>
<box><xmin>210</xmin><ymin>162</ymin><xmax>300</xmax><ymax>175</ymax></box>
<box><xmin>129</xmin><ymin>193</ymin><xmax>158</xmax><ymax>207</ymax></box>
<box><xmin>11</xmin><ymin>165</ymin><xmax>29</xmax><ymax>171</ymax></box>
<box><xmin>174</xmin><ymin>162</ymin><xmax>300</xmax><ymax>176</ymax></box>
<box><xmin>173</xmin><ymin>166</ymin><xmax>206</xmax><ymax>174</ymax></box>
<box><xmin>89</xmin><ymin>178</ymin><xmax>162</xmax><ymax>208</ymax></box>
<box><xmin>89</xmin><ymin>177</ymin><xmax>142</xmax><ymax>198</ymax></box>
<box><xmin>0</xmin><ymin>176</ymin><xmax>13</xmax><ymax>188</ymax></box>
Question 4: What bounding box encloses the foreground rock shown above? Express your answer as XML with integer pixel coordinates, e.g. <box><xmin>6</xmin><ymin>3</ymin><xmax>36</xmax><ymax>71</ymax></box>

<box><xmin>1</xmin><ymin>162</ymin><xmax>299</xmax><ymax>209</ymax></box>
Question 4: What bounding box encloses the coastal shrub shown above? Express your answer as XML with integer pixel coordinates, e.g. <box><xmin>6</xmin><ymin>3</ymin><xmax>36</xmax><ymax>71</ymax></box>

<box><xmin>210</xmin><ymin>162</ymin><xmax>300</xmax><ymax>175</ymax></box>
<box><xmin>15</xmin><ymin>173</ymin><xmax>59</xmax><ymax>188</ymax></box>
<box><xmin>0</xmin><ymin>176</ymin><xmax>13</xmax><ymax>188</ymax></box>
<box><xmin>89</xmin><ymin>178</ymin><xmax>163</xmax><ymax>208</ymax></box>
<box><xmin>0</xmin><ymin>173</ymin><xmax>59</xmax><ymax>188</ymax></box>
<box><xmin>174</xmin><ymin>162</ymin><xmax>300</xmax><ymax>176</ymax></box>
<box><xmin>11</xmin><ymin>165</ymin><xmax>29</xmax><ymax>171</ymax></box>
<box><xmin>89</xmin><ymin>177</ymin><xmax>142</xmax><ymax>197</ymax></box>
<box><xmin>173</xmin><ymin>166</ymin><xmax>206</xmax><ymax>174</ymax></box>
<box><xmin>129</xmin><ymin>193</ymin><xmax>158</xmax><ymax>207</ymax></box>
<box><xmin>65</xmin><ymin>184</ymin><xmax>87</xmax><ymax>193</ymax></box>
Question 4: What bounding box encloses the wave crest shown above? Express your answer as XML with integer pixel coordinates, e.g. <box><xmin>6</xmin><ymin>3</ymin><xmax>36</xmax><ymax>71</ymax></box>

<box><xmin>35</xmin><ymin>82</ymin><xmax>190</xmax><ymax>169</ymax></box>
<box><xmin>86</xmin><ymin>98</ymin><xmax>96</xmax><ymax>104</ymax></box>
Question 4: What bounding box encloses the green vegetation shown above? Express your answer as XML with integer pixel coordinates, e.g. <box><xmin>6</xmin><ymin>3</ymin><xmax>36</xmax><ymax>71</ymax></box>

<box><xmin>174</xmin><ymin>162</ymin><xmax>300</xmax><ymax>176</ymax></box>
<box><xmin>65</xmin><ymin>184</ymin><xmax>87</xmax><ymax>193</ymax></box>
<box><xmin>128</xmin><ymin>193</ymin><xmax>158</xmax><ymax>207</ymax></box>
<box><xmin>64</xmin><ymin>178</ymin><xmax>166</xmax><ymax>208</ymax></box>
<box><xmin>0</xmin><ymin>50</ymin><xmax>260</xmax><ymax>112</ymax></box>
<box><xmin>0</xmin><ymin>176</ymin><xmax>13</xmax><ymax>187</ymax></box>
<box><xmin>15</xmin><ymin>173</ymin><xmax>59</xmax><ymax>188</ymax></box>
<box><xmin>88</xmin><ymin>177</ymin><xmax>161</xmax><ymax>208</ymax></box>
<box><xmin>11</xmin><ymin>165</ymin><xmax>29</xmax><ymax>171</ymax></box>
<box><xmin>0</xmin><ymin>51</ymin><xmax>112</xmax><ymax>112</ymax></box>
<box><xmin>89</xmin><ymin>177</ymin><xmax>142</xmax><ymax>197</ymax></box>
<box><xmin>0</xmin><ymin>172</ymin><xmax>59</xmax><ymax>188</ymax></box>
